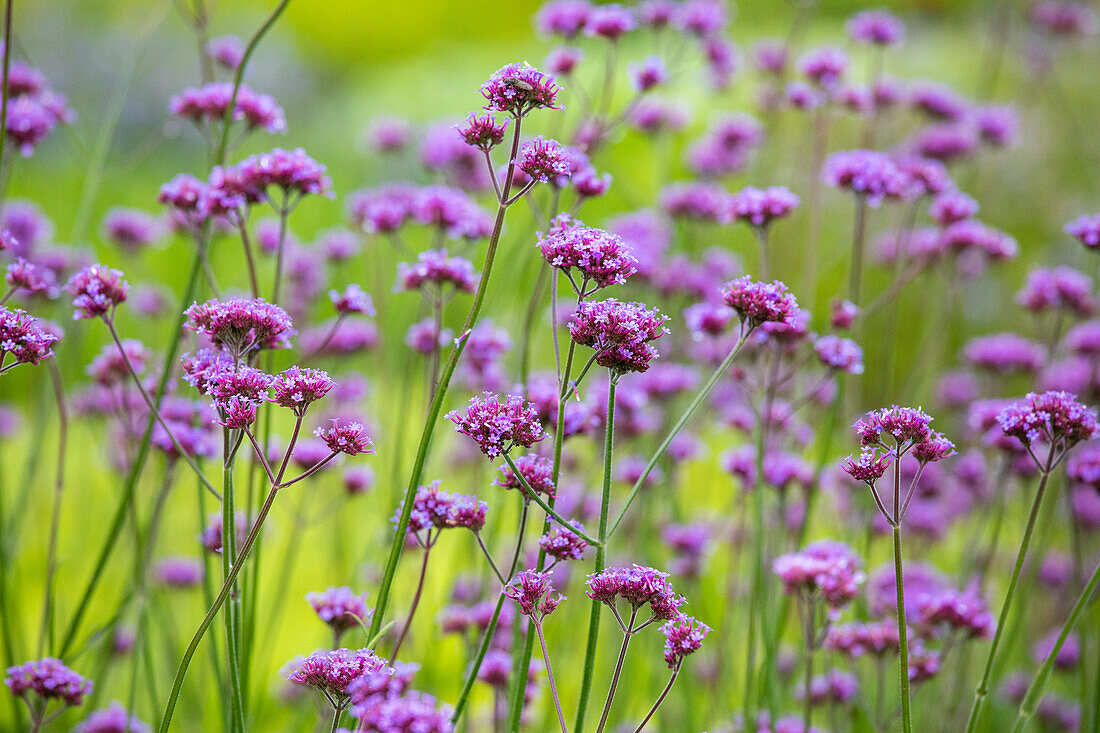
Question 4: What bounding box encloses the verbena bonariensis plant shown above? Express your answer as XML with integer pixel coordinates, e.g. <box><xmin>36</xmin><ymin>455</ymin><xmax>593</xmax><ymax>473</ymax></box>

<box><xmin>3</xmin><ymin>0</ymin><xmax>1100</xmax><ymax>732</ymax></box>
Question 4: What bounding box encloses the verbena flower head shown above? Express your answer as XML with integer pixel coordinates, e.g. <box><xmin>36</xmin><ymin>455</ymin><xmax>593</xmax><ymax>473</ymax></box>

<box><xmin>661</xmin><ymin>614</ymin><xmax>710</xmax><ymax>668</ymax></box>
<box><xmin>270</xmin><ymin>367</ymin><xmax>334</xmax><ymax>415</ymax></box>
<box><xmin>914</xmin><ymin>588</ymin><xmax>994</xmax><ymax>640</ymax></box>
<box><xmin>929</xmin><ymin>191</ymin><xmax>979</xmax><ymax>226</ymax></box>
<box><xmin>773</xmin><ymin>539</ymin><xmax>865</xmax><ymax>609</ymax></box>
<box><xmin>493</xmin><ymin>453</ymin><xmax>556</xmax><ymax>498</ymax></box>
<box><xmin>235</xmin><ymin>148</ymin><xmax>333</xmax><ymax>200</ymax></box>
<box><xmin>586</xmin><ymin>564</ymin><xmax>685</xmax><ymax>620</ymax></box>
<box><xmin>515</xmin><ymin>136</ymin><xmax>571</xmax><ymax>183</ymax></box>
<box><xmin>1016</xmin><ymin>266</ymin><xmax>1095</xmax><ymax>317</ymax></box>
<box><xmin>329</xmin><ymin>284</ymin><xmax>376</xmax><ymax>316</ymax></box>
<box><xmin>102</xmin><ymin>207</ymin><xmax>165</xmax><ymax>251</ymax></box>
<box><xmin>673</xmin><ymin>0</ymin><xmax>729</xmax><ymax>37</ymax></box>
<box><xmin>72</xmin><ymin>702</ymin><xmax>150</xmax><ymax>733</ymax></box>
<box><xmin>66</xmin><ymin>264</ymin><xmax>129</xmax><ymax>320</ymax></box>
<box><xmin>799</xmin><ymin>46</ymin><xmax>848</xmax><ymax>88</ymax></box>
<box><xmin>536</xmin><ymin>215</ymin><xmax>638</xmax><ymax>290</ymax></box>
<box><xmin>853</xmin><ymin>406</ymin><xmax>934</xmax><ymax>448</ymax></box>
<box><xmin>628</xmin><ymin>55</ymin><xmax>668</xmax><ymax>93</ymax></box>
<box><xmin>0</xmin><ymin>306</ymin><xmax>58</xmax><ymax>372</ymax></box>
<box><xmin>480</xmin><ymin>62</ymin><xmax>562</xmax><ymax>117</ymax></box>
<box><xmin>720</xmin><ymin>276</ymin><xmax>800</xmax><ymax>328</ymax></box>
<box><xmin>1031</xmin><ymin>1</ymin><xmax>1098</xmax><ymax>36</ymax></box>
<box><xmin>206</xmin><ymin>35</ymin><xmax>244</xmax><ymax>70</ymax></box>
<box><xmin>152</xmin><ymin>556</ymin><xmax>203</xmax><ymax>589</ymax></box>
<box><xmin>825</xmin><ymin>620</ymin><xmax>901</xmax><ymax>658</ymax></box>
<box><xmin>841</xmin><ymin>448</ymin><xmax>891</xmax><ymax>485</ymax></box>
<box><xmin>306</xmin><ymin>587</ymin><xmax>373</xmax><ymax>634</ymax></box>
<box><xmin>1066</xmin><ymin>213</ymin><xmax>1100</xmax><ymax>249</ymax></box>
<box><xmin>315</xmin><ymin>419</ymin><xmax>376</xmax><ymax>456</ymax></box>
<box><xmin>505</xmin><ymin>569</ymin><xmax>565</xmax><ymax>618</ymax></box>
<box><xmin>287</xmin><ymin>647</ymin><xmax>387</xmax><ymax>705</ymax></box>
<box><xmin>728</xmin><ymin>186</ymin><xmax>800</xmax><ymax>228</ymax></box>
<box><xmin>395</xmin><ymin>249</ymin><xmax>477</xmax><ymax>293</ymax></box>
<box><xmin>538</xmin><ymin>520</ymin><xmax>588</xmax><ymax>561</ymax></box>
<box><xmin>4</xmin><ymin>657</ymin><xmax>92</xmax><ymax>707</ymax></box>
<box><xmin>446</xmin><ymin>392</ymin><xmax>546</xmax><ymax>458</ymax></box>
<box><xmin>822</xmin><ymin>150</ymin><xmax>908</xmax><ymax>207</ymax></box>
<box><xmin>847</xmin><ymin>10</ymin><xmax>904</xmax><ymax>46</ymax></box>
<box><xmin>353</xmin><ymin>691</ymin><xmax>454</xmax><ymax>732</ymax></box>
<box><xmin>456</xmin><ymin>112</ymin><xmax>508</xmax><ymax>152</ymax></box>
<box><xmin>996</xmin><ymin>391</ymin><xmax>1099</xmax><ymax>456</ymax></box>
<box><xmin>536</xmin><ymin>0</ymin><xmax>592</xmax><ymax>37</ymax></box>
<box><xmin>911</xmin><ymin>432</ymin><xmax>957</xmax><ymax>463</ymax></box>
<box><xmin>168</xmin><ymin>82</ymin><xmax>286</xmax><ymax>134</ymax></box>
<box><xmin>568</xmin><ymin>299</ymin><xmax>669</xmax><ymax>373</ymax></box>
<box><xmin>585</xmin><ymin>3</ymin><xmax>636</xmax><ymax>39</ymax></box>
<box><xmin>814</xmin><ymin>335</ymin><xmax>864</xmax><ymax>374</ymax></box>
<box><xmin>964</xmin><ymin>333</ymin><xmax>1045</xmax><ymax>374</ymax></box>
<box><xmin>185</xmin><ymin>297</ymin><xmax>294</xmax><ymax>356</ymax></box>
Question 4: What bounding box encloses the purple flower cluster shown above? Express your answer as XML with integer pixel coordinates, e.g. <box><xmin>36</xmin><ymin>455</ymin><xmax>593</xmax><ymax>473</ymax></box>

<box><xmin>395</xmin><ymin>480</ymin><xmax>489</xmax><ymax>536</ymax></box>
<box><xmin>721</xmin><ymin>276</ymin><xmax>800</xmax><ymax>328</ymax></box>
<box><xmin>330</xmin><ymin>284</ymin><xmax>376</xmax><ymax>316</ymax></box>
<box><xmin>568</xmin><ymin>299</ymin><xmax>670</xmax><ymax>373</ymax></box>
<box><xmin>185</xmin><ymin>297</ymin><xmax>295</xmax><ymax>355</ymax></box>
<box><xmin>728</xmin><ymin>186</ymin><xmax>800</xmax><ymax>228</ymax></box>
<box><xmin>660</xmin><ymin>614</ymin><xmax>710</xmax><ymax>668</ymax></box>
<box><xmin>315</xmin><ymin>419</ymin><xmax>376</xmax><ymax>456</ymax></box>
<box><xmin>813</xmin><ymin>335</ymin><xmax>864</xmax><ymax>374</ymax></box>
<box><xmin>847</xmin><ymin>9</ymin><xmax>905</xmax><ymax>46</ymax></box>
<box><xmin>515</xmin><ymin>135</ymin><xmax>572</xmax><ymax>183</ymax></box>
<box><xmin>169</xmin><ymin>82</ymin><xmax>286</xmax><ymax>134</ymax></box>
<box><xmin>505</xmin><ymin>569</ymin><xmax>565</xmax><ymax>618</ymax></box>
<box><xmin>586</xmin><ymin>565</ymin><xmax>685</xmax><ymax>620</ymax></box>
<box><xmin>480</xmin><ymin>62</ymin><xmax>562</xmax><ymax>117</ymax></box>
<box><xmin>494</xmin><ymin>453</ymin><xmax>556</xmax><ymax>498</ymax></box>
<box><xmin>1066</xmin><ymin>213</ymin><xmax>1100</xmax><ymax>249</ymax></box>
<box><xmin>395</xmin><ymin>249</ymin><xmax>477</xmax><ymax>293</ymax></box>
<box><xmin>66</xmin><ymin>265</ymin><xmax>129</xmax><ymax>320</ymax></box>
<box><xmin>446</xmin><ymin>392</ymin><xmax>546</xmax><ymax>458</ymax></box>
<box><xmin>538</xmin><ymin>520</ymin><xmax>589</xmax><ymax>561</ymax></box>
<box><xmin>287</xmin><ymin>647</ymin><xmax>387</xmax><ymax>703</ymax></box>
<box><xmin>270</xmin><ymin>367</ymin><xmax>335</xmax><ymax>415</ymax></box>
<box><xmin>537</xmin><ymin>215</ymin><xmax>638</xmax><ymax>290</ymax></box>
<box><xmin>306</xmin><ymin>586</ymin><xmax>373</xmax><ymax>634</ymax></box>
<box><xmin>822</xmin><ymin>150</ymin><xmax>908</xmax><ymax>207</ymax></box>
<box><xmin>4</xmin><ymin>657</ymin><xmax>92</xmax><ymax>707</ymax></box>
<box><xmin>456</xmin><ymin>112</ymin><xmax>509</xmax><ymax>151</ymax></box>
<box><xmin>72</xmin><ymin>702</ymin><xmax>150</xmax><ymax>733</ymax></box>
<box><xmin>997</xmin><ymin>390</ymin><xmax>1098</xmax><ymax>453</ymax></box>
<box><xmin>0</xmin><ymin>306</ymin><xmax>58</xmax><ymax>372</ymax></box>
<box><xmin>772</xmin><ymin>539</ymin><xmax>865</xmax><ymax>608</ymax></box>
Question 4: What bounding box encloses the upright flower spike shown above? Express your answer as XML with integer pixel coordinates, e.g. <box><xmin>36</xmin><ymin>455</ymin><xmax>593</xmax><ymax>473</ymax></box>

<box><xmin>568</xmin><ymin>299</ymin><xmax>670</xmax><ymax>374</ymax></box>
<box><xmin>446</xmin><ymin>392</ymin><xmax>546</xmax><ymax>458</ymax></box>
<box><xmin>480</xmin><ymin>62</ymin><xmax>563</xmax><ymax>118</ymax></box>
<box><xmin>66</xmin><ymin>264</ymin><xmax>129</xmax><ymax>320</ymax></box>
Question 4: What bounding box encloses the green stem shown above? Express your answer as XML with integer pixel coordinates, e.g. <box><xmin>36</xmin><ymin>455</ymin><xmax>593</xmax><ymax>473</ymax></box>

<box><xmin>222</xmin><ymin>435</ymin><xmax>246</xmax><ymax>733</ymax></box>
<box><xmin>608</xmin><ymin>326</ymin><xmax>753</xmax><ymax>538</ymax></box>
<box><xmin>849</xmin><ymin>196</ymin><xmax>867</xmax><ymax>304</ymax></box>
<box><xmin>595</xmin><ymin>608</ymin><xmax>637</xmax><ymax>733</ymax></box>
<box><xmin>369</xmin><ymin>114</ymin><xmax>524</xmax><ymax>641</ymax></box>
<box><xmin>964</xmin><ymin>455</ymin><xmax>1054</xmax><ymax>733</ymax></box>
<box><xmin>573</xmin><ymin>375</ymin><xmax>617</xmax><ymax>733</ymax></box>
<box><xmin>1011</xmin><ymin>556</ymin><xmax>1100</xmax><ymax>731</ymax></box>
<box><xmin>894</xmin><ymin>525</ymin><xmax>912</xmax><ymax>733</ymax></box>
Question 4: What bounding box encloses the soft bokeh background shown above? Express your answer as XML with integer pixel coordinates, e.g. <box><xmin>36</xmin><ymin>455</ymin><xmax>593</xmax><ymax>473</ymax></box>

<box><xmin>2</xmin><ymin>0</ymin><xmax>1099</xmax><ymax>730</ymax></box>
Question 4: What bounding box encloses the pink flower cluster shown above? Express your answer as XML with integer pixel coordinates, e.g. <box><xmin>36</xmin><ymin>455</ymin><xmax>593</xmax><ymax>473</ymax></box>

<box><xmin>586</xmin><ymin>564</ymin><xmax>685</xmax><ymax>620</ymax></box>
<box><xmin>568</xmin><ymin>299</ymin><xmax>670</xmax><ymax>373</ymax></box>
<box><xmin>505</xmin><ymin>569</ymin><xmax>565</xmax><ymax>618</ymax></box>
<box><xmin>446</xmin><ymin>392</ymin><xmax>546</xmax><ymax>458</ymax></box>
<box><xmin>773</xmin><ymin>539</ymin><xmax>865</xmax><ymax>608</ymax></box>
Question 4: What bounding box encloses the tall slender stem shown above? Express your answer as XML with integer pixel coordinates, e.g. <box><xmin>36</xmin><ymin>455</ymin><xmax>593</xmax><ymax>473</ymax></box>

<box><xmin>534</xmin><ymin>620</ymin><xmax>569</xmax><ymax>733</ymax></box>
<box><xmin>596</xmin><ymin>607</ymin><xmax>637</xmax><ymax>733</ymax></box>
<box><xmin>369</xmin><ymin>115</ymin><xmax>524</xmax><ymax>641</ymax></box>
<box><xmin>36</xmin><ymin>363</ymin><xmax>66</xmax><ymax>657</ymax></box>
<box><xmin>632</xmin><ymin>664</ymin><xmax>681</xmax><ymax>733</ymax></box>
<box><xmin>574</xmin><ymin>375</ymin><xmax>617</xmax><ymax>733</ymax></box>
<box><xmin>801</xmin><ymin>600</ymin><xmax>816</xmax><ymax>733</ymax></box>
<box><xmin>965</xmin><ymin>450</ymin><xmax>1055</xmax><ymax>733</ymax></box>
<box><xmin>391</xmin><ymin>540</ymin><xmax>433</xmax><ymax>660</ymax></box>
<box><xmin>0</xmin><ymin>0</ymin><xmax>12</xmax><ymax>191</ymax></box>
<box><xmin>893</xmin><ymin>524</ymin><xmax>912</xmax><ymax>733</ymax></box>
<box><xmin>222</xmin><ymin>433</ymin><xmax>246</xmax><ymax>733</ymax></box>
<box><xmin>849</xmin><ymin>196</ymin><xmax>868</xmax><ymax>304</ymax></box>
<box><xmin>1011</xmin><ymin>556</ymin><xmax>1100</xmax><ymax>732</ymax></box>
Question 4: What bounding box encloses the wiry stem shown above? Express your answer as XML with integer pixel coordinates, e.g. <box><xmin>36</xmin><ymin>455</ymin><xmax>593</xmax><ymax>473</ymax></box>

<box><xmin>534</xmin><ymin>619</ymin><xmax>569</xmax><ymax>733</ymax></box>
<box><xmin>632</xmin><ymin>662</ymin><xmax>681</xmax><ymax>733</ymax></box>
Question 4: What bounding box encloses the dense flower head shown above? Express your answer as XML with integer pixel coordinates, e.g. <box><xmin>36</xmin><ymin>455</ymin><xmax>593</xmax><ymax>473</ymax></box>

<box><xmin>939</xmin><ymin>219</ymin><xmax>1018</xmax><ymax>262</ymax></box>
<box><xmin>234</xmin><ymin>148</ymin><xmax>332</xmax><ymax>199</ymax></box>
<box><xmin>911</xmin><ymin>122</ymin><xmax>980</xmax><ymax>162</ymax></box>
<box><xmin>799</xmin><ymin>46</ymin><xmax>848</xmax><ymax>88</ymax></box>
<box><xmin>315</xmin><ymin>419</ymin><xmax>376</xmax><ymax>456</ymax></box>
<box><xmin>673</xmin><ymin>0</ymin><xmax>729</xmax><ymax>37</ymax></box>
<box><xmin>515</xmin><ymin>136</ymin><xmax>571</xmax><ymax>183</ymax></box>
<box><xmin>847</xmin><ymin>9</ymin><xmax>904</xmax><ymax>46</ymax></box>
<box><xmin>396</xmin><ymin>249</ymin><xmax>477</xmax><ymax>293</ymax></box>
<box><xmin>585</xmin><ymin>3</ymin><xmax>636</xmax><ymax>39</ymax></box>
<box><xmin>270</xmin><ymin>367</ymin><xmax>334</xmax><ymax>415</ymax></box>
<box><xmin>330</xmin><ymin>284</ymin><xmax>376</xmax><ymax>316</ymax></box>
<box><xmin>773</xmin><ymin>540</ymin><xmax>865</xmax><ymax>608</ymax></box>
<box><xmin>1033</xmin><ymin>629</ymin><xmax>1081</xmax><ymax>669</ymax></box>
<box><xmin>814</xmin><ymin>335</ymin><xmax>864</xmax><ymax>374</ymax></box>
<box><xmin>545</xmin><ymin>46</ymin><xmax>584</xmax><ymax>76</ymax></box>
<box><xmin>456</xmin><ymin>112</ymin><xmax>509</xmax><ymax>151</ymax></box>
<box><xmin>168</xmin><ymin>82</ymin><xmax>286</xmax><ymax>134</ymax></box>
<box><xmin>909</xmin><ymin>80</ymin><xmax>970</xmax><ymax>122</ymax></box>
<box><xmin>1016</xmin><ymin>266</ymin><xmax>1095</xmax><ymax>317</ymax></box>
<box><xmin>911</xmin><ymin>432</ymin><xmax>957</xmax><ymax>463</ymax></box>
<box><xmin>152</xmin><ymin>556</ymin><xmax>203</xmax><ymax>589</ymax></box>
<box><xmin>964</xmin><ymin>333</ymin><xmax>1045</xmax><ymax>374</ymax></box>
<box><xmin>306</xmin><ymin>587</ymin><xmax>373</xmax><ymax>634</ymax></box>
<box><xmin>446</xmin><ymin>392</ymin><xmax>546</xmax><ymax>458</ymax></box>
<box><xmin>353</xmin><ymin>690</ymin><xmax>454</xmax><ymax>732</ymax></box>
<box><xmin>720</xmin><ymin>276</ymin><xmax>800</xmax><ymax>328</ymax></box>
<box><xmin>661</xmin><ymin>614</ymin><xmax>710</xmax><ymax>668</ymax></box>
<box><xmin>4</xmin><ymin>657</ymin><xmax>92</xmax><ymax>706</ymax></box>
<box><xmin>841</xmin><ymin>448</ymin><xmax>892</xmax><ymax>485</ymax></box>
<box><xmin>66</xmin><ymin>264</ymin><xmax>129</xmax><ymax>320</ymax></box>
<box><xmin>728</xmin><ymin>186</ymin><xmax>800</xmax><ymax>228</ymax></box>
<box><xmin>0</xmin><ymin>306</ymin><xmax>59</xmax><ymax>370</ymax></box>
<box><xmin>628</xmin><ymin>55</ymin><xmax>669</xmax><ymax>93</ymax></box>
<box><xmin>480</xmin><ymin>62</ymin><xmax>562</xmax><ymax>117</ymax></box>
<box><xmin>287</xmin><ymin>647</ymin><xmax>387</xmax><ymax>702</ymax></box>
<box><xmin>914</xmin><ymin>587</ymin><xmax>994</xmax><ymax>640</ymax></box>
<box><xmin>825</xmin><ymin>620</ymin><xmax>901</xmax><ymax>657</ymax></box>
<box><xmin>185</xmin><ymin>297</ymin><xmax>294</xmax><ymax>355</ymax></box>
<box><xmin>536</xmin><ymin>0</ymin><xmax>592</xmax><ymax>37</ymax></box>
<box><xmin>854</xmin><ymin>406</ymin><xmax>935</xmax><ymax>448</ymax></box>
<box><xmin>1066</xmin><ymin>213</ymin><xmax>1100</xmax><ymax>249</ymax></box>
<box><xmin>72</xmin><ymin>702</ymin><xmax>150</xmax><ymax>733</ymax></box>
<box><xmin>494</xmin><ymin>453</ymin><xmax>556</xmax><ymax>497</ymax></box>
<box><xmin>102</xmin><ymin>208</ymin><xmax>165</xmax><ymax>251</ymax></box>
<box><xmin>586</xmin><ymin>564</ymin><xmax>685</xmax><ymax>620</ymax></box>
<box><xmin>822</xmin><ymin>150</ymin><xmax>908</xmax><ymax>207</ymax></box>
<box><xmin>5</xmin><ymin>92</ymin><xmax>74</xmax><ymax>157</ymax></box>
<box><xmin>1030</xmin><ymin>1</ymin><xmax>1097</xmax><ymax>36</ymax></box>
<box><xmin>1067</xmin><ymin>443</ymin><xmax>1100</xmax><ymax>486</ymax></box>
<box><xmin>997</xmin><ymin>390</ymin><xmax>1099</xmax><ymax>451</ymax></box>
<box><xmin>538</xmin><ymin>520</ymin><xmax>589</xmax><ymax>561</ymax></box>
<box><xmin>412</xmin><ymin>186</ymin><xmax>492</xmax><ymax>238</ymax></box>
<box><xmin>929</xmin><ymin>191</ymin><xmax>979</xmax><ymax>227</ymax></box>
<box><xmin>505</xmin><ymin>569</ymin><xmax>565</xmax><ymax>617</ymax></box>
<box><xmin>568</xmin><ymin>298</ymin><xmax>670</xmax><ymax>373</ymax></box>
<box><xmin>205</xmin><ymin>35</ymin><xmax>244</xmax><ymax>69</ymax></box>
<box><xmin>660</xmin><ymin>182</ymin><xmax>729</xmax><ymax>222</ymax></box>
<box><xmin>537</xmin><ymin>215</ymin><xmax>638</xmax><ymax>289</ymax></box>
<box><xmin>798</xmin><ymin>670</ymin><xmax>860</xmax><ymax>707</ymax></box>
